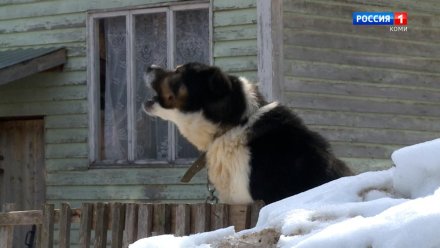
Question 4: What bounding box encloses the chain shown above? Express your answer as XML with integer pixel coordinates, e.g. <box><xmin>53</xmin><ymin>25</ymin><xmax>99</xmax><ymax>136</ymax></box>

<box><xmin>205</xmin><ymin>178</ymin><xmax>219</xmax><ymax>204</ymax></box>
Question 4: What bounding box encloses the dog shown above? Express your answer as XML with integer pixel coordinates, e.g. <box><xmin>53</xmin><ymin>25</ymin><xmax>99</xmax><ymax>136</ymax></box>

<box><xmin>143</xmin><ymin>63</ymin><xmax>352</xmax><ymax>204</ymax></box>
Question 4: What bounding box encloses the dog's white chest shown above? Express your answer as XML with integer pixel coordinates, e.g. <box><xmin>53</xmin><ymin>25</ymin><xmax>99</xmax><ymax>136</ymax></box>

<box><xmin>206</xmin><ymin>127</ymin><xmax>253</xmax><ymax>204</ymax></box>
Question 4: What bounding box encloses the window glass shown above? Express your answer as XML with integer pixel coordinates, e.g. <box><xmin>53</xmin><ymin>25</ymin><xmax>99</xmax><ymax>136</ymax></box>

<box><xmin>93</xmin><ymin>6</ymin><xmax>209</xmax><ymax>163</ymax></box>
<box><xmin>175</xmin><ymin>9</ymin><xmax>209</xmax><ymax>159</ymax></box>
<box><xmin>134</xmin><ymin>13</ymin><xmax>169</xmax><ymax>161</ymax></box>
<box><xmin>99</xmin><ymin>16</ymin><xmax>128</xmax><ymax>162</ymax></box>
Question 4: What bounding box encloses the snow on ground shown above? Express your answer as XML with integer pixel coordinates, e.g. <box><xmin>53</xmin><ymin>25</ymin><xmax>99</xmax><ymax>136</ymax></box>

<box><xmin>130</xmin><ymin>138</ymin><xmax>440</xmax><ymax>248</ymax></box>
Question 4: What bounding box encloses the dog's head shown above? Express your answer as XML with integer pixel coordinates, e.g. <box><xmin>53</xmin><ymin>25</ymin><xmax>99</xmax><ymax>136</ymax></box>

<box><xmin>143</xmin><ymin>62</ymin><xmax>246</xmax><ymax>125</ymax></box>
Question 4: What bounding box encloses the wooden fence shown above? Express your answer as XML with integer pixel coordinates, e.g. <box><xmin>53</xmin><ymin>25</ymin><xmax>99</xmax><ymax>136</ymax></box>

<box><xmin>0</xmin><ymin>201</ymin><xmax>264</xmax><ymax>248</ymax></box>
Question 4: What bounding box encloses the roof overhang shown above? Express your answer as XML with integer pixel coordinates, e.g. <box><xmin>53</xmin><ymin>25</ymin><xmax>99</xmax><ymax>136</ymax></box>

<box><xmin>0</xmin><ymin>47</ymin><xmax>67</xmax><ymax>86</ymax></box>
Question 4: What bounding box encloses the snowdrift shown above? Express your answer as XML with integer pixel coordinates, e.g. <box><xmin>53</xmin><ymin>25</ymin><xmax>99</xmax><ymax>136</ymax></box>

<box><xmin>130</xmin><ymin>138</ymin><xmax>440</xmax><ymax>248</ymax></box>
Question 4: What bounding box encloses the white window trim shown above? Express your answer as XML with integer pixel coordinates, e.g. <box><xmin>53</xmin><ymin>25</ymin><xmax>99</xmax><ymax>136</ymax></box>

<box><xmin>87</xmin><ymin>2</ymin><xmax>212</xmax><ymax>166</ymax></box>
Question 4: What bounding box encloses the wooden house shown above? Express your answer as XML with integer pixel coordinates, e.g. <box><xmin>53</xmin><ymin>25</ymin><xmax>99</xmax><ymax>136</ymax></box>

<box><xmin>0</xmin><ymin>1</ymin><xmax>439</xmax><ymax>245</ymax></box>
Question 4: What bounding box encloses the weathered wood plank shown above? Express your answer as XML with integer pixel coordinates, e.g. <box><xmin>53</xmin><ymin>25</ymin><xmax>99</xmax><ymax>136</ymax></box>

<box><xmin>342</xmin><ymin>158</ymin><xmax>392</xmax><ymax>174</ymax></box>
<box><xmin>214</xmin><ymin>56</ymin><xmax>257</xmax><ymax>72</ymax></box>
<box><xmin>285</xmin><ymin>92</ymin><xmax>440</xmax><ymax>118</ymax></box>
<box><xmin>93</xmin><ymin>203</ymin><xmax>108</xmax><ymax>248</ymax></box>
<box><xmin>294</xmin><ymin>109</ymin><xmax>440</xmax><ymax>133</ymax></box>
<box><xmin>41</xmin><ymin>204</ymin><xmax>54</xmax><ymax>248</ymax></box>
<box><xmin>210</xmin><ymin>204</ymin><xmax>229</xmax><ymax>231</ymax></box>
<box><xmin>0</xmin><ymin>28</ymin><xmax>85</xmax><ymax>47</ymax></box>
<box><xmin>283</xmin><ymin>12</ymin><xmax>440</xmax><ymax>43</ymax></box>
<box><xmin>0</xmin><ymin>0</ymin><xmax>53</xmax><ymax>6</ymax></box>
<box><xmin>46</xmin><ymin>168</ymin><xmax>207</xmax><ymax>186</ymax></box>
<box><xmin>0</xmin><ymin>226</ymin><xmax>13</xmax><ymax>248</ymax></box>
<box><xmin>46</xmin><ymin>185</ymin><xmax>207</xmax><ymax>201</ymax></box>
<box><xmin>331</xmin><ymin>142</ymin><xmax>396</xmax><ymax>160</ymax></box>
<box><xmin>0</xmin><ymin>12</ymin><xmax>85</xmax><ymax>34</ymax></box>
<box><xmin>313</xmin><ymin>126</ymin><xmax>438</xmax><ymax>147</ymax></box>
<box><xmin>0</xmin><ymin>0</ymin><xmax>171</xmax><ymax>21</ymax></box>
<box><xmin>284</xmin><ymin>45</ymin><xmax>440</xmax><ymax>74</ymax></box>
<box><xmin>214</xmin><ymin>40</ymin><xmax>257</xmax><ymax>57</ymax></box>
<box><xmin>0</xmin><ymin>210</ymin><xmax>42</xmax><ymax>225</ymax></box>
<box><xmin>213</xmin><ymin>0</ymin><xmax>256</xmax><ymax>11</ymax></box>
<box><xmin>285</xmin><ymin>60</ymin><xmax>440</xmax><ymax>90</ymax></box>
<box><xmin>45</xmin><ymin>128</ymin><xmax>88</xmax><ymax>144</ymax></box>
<box><xmin>0</xmin><ymin>48</ymin><xmax>67</xmax><ymax>86</ymax></box>
<box><xmin>45</xmin><ymin>143</ymin><xmax>88</xmax><ymax>159</ymax></box>
<box><xmin>45</xmin><ymin>114</ymin><xmax>88</xmax><ymax>129</ymax></box>
<box><xmin>284</xmin><ymin>31</ymin><xmax>440</xmax><ymax>59</ymax></box>
<box><xmin>229</xmin><ymin>204</ymin><xmax>250</xmax><ymax>231</ymax></box>
<box><xmin>283</xmin><ymin>0</ymin><xmax>440</xmax><ymax>29</ymax></box>
<box><xmin>319</xmin><ymin>0</ymin><xmax>440</xmax><ymax>16</ymax></box>
<box><xmin>46</xmin><ymin>158</ymin><xmax>89</xmax><ymax>172</ymax></box>
<box><xmin>213</xmin><ymin>8</ymin><xmax>257</xmax><ymax>27</ymax></box>
<box><xmin>0</xmin><ymin>100</ymin><xmax>87</xmax><ymax>117</ymax></box>
<box><xmin>214</xmin><ymin>24</ymin><xmax>257</xmax><ymax>41</ymax></box>
<box><xmin>152</xmin><ymin>204</ymin><xmax>171</xmax><ymax>236</ymax></box>
<box><xmin>191</xmin><ymin>203</ymin><xmax>210</xmax><ymax>233</ymax></box>
<box><xmin>123</xmin><ymin>203</ymin><xmax>138</xmax><ymax>247</ymax></box>
<box><xmin>285</xmin><ymin>78</ymin><xmax>440</xmax><ymax>103</ymax></box>
<box><xmin>79</xmin><ymin>203</ymin><xmax>93</xmax><ymax>248</ymax></box>
<box><xmin>0</xmin><ymin>85</ymin><xmax>87</xmax><ymax>104</ymax></box>
<box><xmin>137</xmin><ymin>204</ymin><xmax>153</xmax><ymax>239</ymax></box>
<box><xmin>63</xmin><ymin>56</ymin><xmax>87</xmax><ymax>72</ymax></box>
<box><xmin>0</xmin><ymin>71</ymin><xmax>86</xmax><ymax>90</ymax></box>
<box><xmin>174</xmin><ymin>204</ymin><xmax>190</xmax><ymax>236</ymax></box>
<box><xmin>59</xmin><ymin>203</ymin><xmax>71</xmax><ymax>248</ymax></box>
<box><xmin>0</xmin><ymin>204</ymin><xmax>16</xmax><ymax>248</ymax></box>
<box><xmin>110</xmin><ymin>203</ymin><xmax>125</xmax><ymax>248</ymax></box>
<box><xmin>249</xmin><ymin>201</ymin><xmax>264</xmax><ymax>228</ymax></box>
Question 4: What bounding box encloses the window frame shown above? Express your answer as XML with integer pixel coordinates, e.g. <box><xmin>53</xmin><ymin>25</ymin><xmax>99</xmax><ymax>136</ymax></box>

<box><xmin>87</xmin><ymin>1</ymin><xmax>212</xmax><ymax>166</ymax></box>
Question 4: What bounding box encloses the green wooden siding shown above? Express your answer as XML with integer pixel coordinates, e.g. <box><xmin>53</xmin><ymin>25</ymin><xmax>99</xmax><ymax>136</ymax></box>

<box><xmin>282</xmin><ymin>0</ymin><xmax>440</xmax><ymax>173</ymax></box>
<box><xmin>213</xmin><ymin>0</ymin><xmax>258</xmax><ymax>80</ymax></box>
<box><xmin>0</xmin><ymin>0</ymin><xmax>258</xmax><ymax>208</ymax></box>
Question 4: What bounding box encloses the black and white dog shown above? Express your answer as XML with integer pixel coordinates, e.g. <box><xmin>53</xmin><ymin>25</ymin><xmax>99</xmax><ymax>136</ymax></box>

<box><xmin>143</xmin><ymin>63</ymin><xmax>352</xmax><ymax>204</ymax></box>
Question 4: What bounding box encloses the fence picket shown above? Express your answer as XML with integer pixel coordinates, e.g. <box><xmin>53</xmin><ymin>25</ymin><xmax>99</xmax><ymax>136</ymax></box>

<box><xmin>110</xmin><ymin>203</ymin><xmax>125</xmax><ymax>248</ymax></box>
<box><xmin>191</xmin><ymin>203</ymin><xmax>210</xmax><ymax>233</ymax></box>
<box><xmin>41</xmin><ymin>204</ymin><xmax>54</xmax><ymax>248</ymax></box>
<box><xmin>94</xmin><ymin>203</ymin><xmax>109</xmax><ymax>248</ymax></box>
<box><xmin>123</xmin><ymin>203</ymin><xmax>138</xmax><ymax>247</ymax></box>
<box><xmin>137</xmin><ymin>204</ymin><xmax>153</xmax><ymax>239</ymax></box>
<box><xmin>79</xmin><ymin>203</ymin><xmax>93</xmax><ymax>248</ymax></box>
<box><xmin>174</xmin><ymin>204</ymin><xmax>190</xmax><ymax>236</ymax></box>
<box><xmin>0</xmin><ymin>204</ymin><xmax>15</xmax><ymax>248</ymax></box>
<box><xmin>59</xmin><ymin>203</ymin><xmax>72</xmax><ymax>248</ymax></box>
<box><xmin>152</xmin><ymin>204</ymin><xmax>171</xmax><ymax>236</ymax></box>
<box><xmin>0</xmin><ymin>201</ymin><xmax>264</xmax><ymax>247</ymax></box>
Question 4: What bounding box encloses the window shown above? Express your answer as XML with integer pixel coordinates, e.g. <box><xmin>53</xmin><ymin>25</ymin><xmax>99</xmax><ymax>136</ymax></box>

<box><xmin>88</xmin><ymin>3</ymin><xmax>211</xmax><ymax>165</ymax></box>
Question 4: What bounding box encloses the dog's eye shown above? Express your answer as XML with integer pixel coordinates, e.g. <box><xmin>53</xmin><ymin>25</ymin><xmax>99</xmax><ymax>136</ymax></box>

<box><xmin>167</xmin><ymin>95</ymin><xmax>174</xmax><ymax>102</ymax></box>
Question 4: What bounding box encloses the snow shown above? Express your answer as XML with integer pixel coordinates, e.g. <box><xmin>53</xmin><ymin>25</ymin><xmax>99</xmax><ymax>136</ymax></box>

<box><xmin>130</xmin><ymin>138</ymin><xmax>440</xmax><ymax>248</ymax></box>
<box><xmin>129</xmin><ymin>227</ymin><xmax>235</xmax><ymax>248</ymax></box>
<box><xmin>392</xmin><ymin>138</ymin><xmax>440</xmax><ymax>198</ymax></box>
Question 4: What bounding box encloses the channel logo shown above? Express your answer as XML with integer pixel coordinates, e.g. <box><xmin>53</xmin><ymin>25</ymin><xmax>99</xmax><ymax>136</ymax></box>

<box><xmin>353</xmin><ymin>12</ymin><xmax>407</xmax><ymax>26</ymax></box>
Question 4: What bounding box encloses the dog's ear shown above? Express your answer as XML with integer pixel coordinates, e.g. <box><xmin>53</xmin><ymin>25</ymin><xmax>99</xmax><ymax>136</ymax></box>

<box><xmin>206</xmin><ymin>66</ymin><xmax>232</xmax><ymax>97</ymax></box>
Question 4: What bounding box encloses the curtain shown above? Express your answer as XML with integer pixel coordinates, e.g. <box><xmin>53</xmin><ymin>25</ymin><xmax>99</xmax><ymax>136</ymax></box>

<box><xmin>103</xmin><ymin>16</ymin><xmax>128</xmax><ymax>161</ymax></box>
<box><xmin>100</xmin><ymin>9</ymin><xmax>209</xmax><ymax>162</ymax></box>
<box><xmin>134</xmin><ymin>13</ymin><xmax>169</xmax><ymax>161</ymax></box>
<box><xmin>175</xmin><ymin>9</ymin><xmax>209</xmax><ymax>159</ymax></box>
